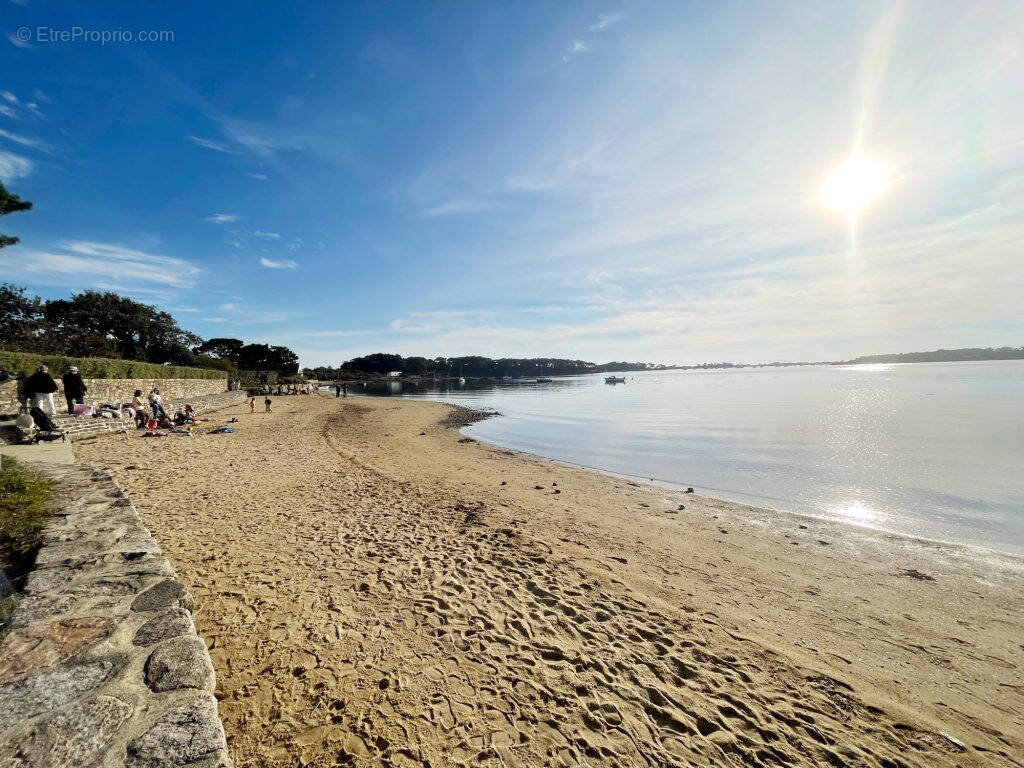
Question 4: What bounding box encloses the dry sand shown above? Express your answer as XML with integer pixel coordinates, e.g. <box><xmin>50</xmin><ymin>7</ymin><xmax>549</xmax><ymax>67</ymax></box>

<box><xmin>75</xmin><ymin>395</ymin><xmax>1024</xmax><ymax>767</ymax></box>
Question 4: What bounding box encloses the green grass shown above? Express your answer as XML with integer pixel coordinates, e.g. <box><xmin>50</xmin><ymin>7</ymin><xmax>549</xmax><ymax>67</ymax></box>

<box><xmin>0</xmin><ymin>458</ymin><xmax>54</xmax><ymax>628</ymax></box>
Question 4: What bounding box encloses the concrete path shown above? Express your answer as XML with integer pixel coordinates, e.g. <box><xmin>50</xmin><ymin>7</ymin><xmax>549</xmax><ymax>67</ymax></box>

<box><xmin>0</xmin><ymin>438</ymin><xmax>75</xmax><ymax>465</ymax></box>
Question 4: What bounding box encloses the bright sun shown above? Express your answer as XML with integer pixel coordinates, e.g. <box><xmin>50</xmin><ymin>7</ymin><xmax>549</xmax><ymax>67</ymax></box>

<box><xmin>821</xmin><ymin>151</ymin><xmax>887</xmax><ymax>216</ymax></box>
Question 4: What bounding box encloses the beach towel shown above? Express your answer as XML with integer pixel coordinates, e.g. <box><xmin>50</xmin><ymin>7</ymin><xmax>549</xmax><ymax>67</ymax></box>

<box><xmin>73</xmin><ymin>403</ymin><xmax>94</xmax><ymax>416</ymax></box>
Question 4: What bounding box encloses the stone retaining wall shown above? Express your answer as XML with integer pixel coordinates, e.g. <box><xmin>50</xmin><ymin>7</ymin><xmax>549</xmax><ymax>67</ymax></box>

<box><xmin>39</xmin><ymin>391</ymin><xmax>248</xmax><ymax>443</ymax></box>
<box><xmin>1</xmin><ymin>378</ymin><xmax>229</xmax><ymax>416</ymax></box>
<box><xmin>0</xmin><ymin>464</ymin><xmax>233</xmax><ymax>767</ymax></box>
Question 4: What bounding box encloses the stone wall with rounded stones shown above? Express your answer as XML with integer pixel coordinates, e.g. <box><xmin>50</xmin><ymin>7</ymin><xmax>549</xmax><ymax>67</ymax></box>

<box><xmin>0</xmin><ymin>463</ymin><xmax>233</xmax><ymax>767</ymax></box>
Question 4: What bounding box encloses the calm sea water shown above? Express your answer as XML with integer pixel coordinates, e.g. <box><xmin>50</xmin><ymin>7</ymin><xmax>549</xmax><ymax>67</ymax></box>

<box><xmin>356</xmin><ymin>361</ymin><xmax>1024</xmax><ymax>555</ymax></box>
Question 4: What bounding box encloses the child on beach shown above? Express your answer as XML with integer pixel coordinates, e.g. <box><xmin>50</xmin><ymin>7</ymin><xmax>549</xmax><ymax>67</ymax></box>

<box><xmin>264</xmin><ymin>397</ymin><xmax>272</xmax><ymax>413</ymax></box>
<box><xmin>249</xmin><ymin>397</ymin><xmax>256</xmax><ymax>413</ymax></box>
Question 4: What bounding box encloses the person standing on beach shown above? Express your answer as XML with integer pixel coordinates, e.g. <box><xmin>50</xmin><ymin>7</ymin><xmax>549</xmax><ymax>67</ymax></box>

<box><xmin>264</xmin><ymin>396</ymin><xmax>272</xmax><ymax>412</ymax></box>
<box><xmin>62</xmin><ymin>366</ymin><xmax>87</xmax><ymax>414</ymax></box>
<box><xmin>24</xmin><ymin>365</ymin><xmax>59</xmax><ymax>415</ymax></box>
<box><xmin>335</xmin><ymin>383</ymin><xmax>341</xmax><ymax>397</ymax></box>
<box><xmin>249</xmin><ymin>396</ymin><xmax>256</xmax><ymax>413</ymax></box>
<box><xmin>342</xmin><ymin>382</ymin><xmax>347</xmax><ymax>397</ymax></box>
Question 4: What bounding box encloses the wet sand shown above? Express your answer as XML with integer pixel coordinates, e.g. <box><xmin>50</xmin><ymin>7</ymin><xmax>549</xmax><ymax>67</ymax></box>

<box><xmin>75</xmin><ymin>395</ymin><xmax>1024</xmax><ymax>767</ymax></box>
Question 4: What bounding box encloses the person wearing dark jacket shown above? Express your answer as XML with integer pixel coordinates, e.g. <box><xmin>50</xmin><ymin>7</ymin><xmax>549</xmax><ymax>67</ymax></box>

<box><xmin>62</xmin><ymin>366</ymin><xmax>88</xmax><ymax>414</ymax></box>
<box><xmin>24</xmin><ymin>365</ymin><xmax>59</xmax><ymax>415</ymax></box>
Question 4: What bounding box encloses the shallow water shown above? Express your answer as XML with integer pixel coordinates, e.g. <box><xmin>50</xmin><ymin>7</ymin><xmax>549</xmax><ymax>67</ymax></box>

<box><xmin>356</xmin><ymin>361</ymin><xmax>1024</xmax><ymax>554</ymax></box>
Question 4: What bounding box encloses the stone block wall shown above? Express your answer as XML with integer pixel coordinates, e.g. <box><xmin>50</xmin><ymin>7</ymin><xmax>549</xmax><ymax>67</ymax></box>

<box><xmin>0</xmin><ymin>464</ymin><xmax>233</xmax><ymax>767</ymax></box>
<box><xmin>1</xmin><ymin>378</ymin><xmax>228</xmax><ymax>416</ymax></box>
<box><xmin>13</xmin><ymin>391</ymin><xmax>248</xmax><ymax>443</ymax></box>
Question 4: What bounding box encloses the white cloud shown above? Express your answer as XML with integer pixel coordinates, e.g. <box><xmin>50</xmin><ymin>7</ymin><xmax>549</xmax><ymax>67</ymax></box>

<box><xmin>0</xmin><ymin>241</ymin><xmax>203</xmax><ymax>292</ymax></box>
<box><xmin>570</xmin><ymin>40</ymin><xmax>588</xmax><ymax>53</ymax></box>
<box><xmin>203</xmin><ymin>317</ymin><xmax>227</xmax><ymax>323</ymax></box>
<box><xmin>259</xmin><ymin>257</ymin><xmax>298</xmax><ymax>269</ymax></box>
<box><xmin>252</xmin><ymin>230</ymin><xmax>280</xmax><ymax>239</ymax></box>
<box><xmin>6</xmin><ymin>33</ymin><xmax>31</xmax><ymax>49</ymax></box>
<box><xmin>0</xmin><ymin>150</ymin><xmax>32</xmax><ymax>178</ymax></box>
<box><xmin>0</xmin><ymin>105</ymin><xmax>17</xmax><ymax>118</ymax></box>
<box><xmin>426</xmin><ymin>197</ymin><xmax>502</xmax><ymax>216</ymax></box>
<box><xmin>590</xmin><ymin>13</ymin><xmax>625</xmax><ymax>31</ymax></box>
<box><xmin>245</xmin><ymin>172</ymin><xmax>268</xmax><ymax>180</ymax></box>
<box><xmin>0</xmin><ymin>91</ymin><xmax>19</xmax><ymax>105</ymax></box>
<box><xmin>187</xmin><ymin>134</ymin><xmax>236</xmax><ymax>153</ymax></box>
<box><xmin>171</xmin><ymin>307</ymin><xmax>202</xmax><ymax>313</ymax></box>
<box><xmin>0</xmin><ymin>128</ymin><xmax>52</xmax><ymax>152</ymax></box>
<box><xmin>204</xmin><ymin>213</ymin><xmax>239</xmax><ymax>224</ymax></box>
<box><xmin>218</xmin><ymin>302</ymin><xmax>239</xmax><ymax>311</ymax></box>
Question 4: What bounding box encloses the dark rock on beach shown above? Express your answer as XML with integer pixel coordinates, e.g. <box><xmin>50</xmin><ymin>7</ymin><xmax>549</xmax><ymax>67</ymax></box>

<box><xmin>440</xmin><ymin>405</ymin><xmax>500</xmax><ymax>430</ymax></box>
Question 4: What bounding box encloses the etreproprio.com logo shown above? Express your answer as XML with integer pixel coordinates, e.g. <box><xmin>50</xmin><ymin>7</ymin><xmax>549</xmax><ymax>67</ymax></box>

<box><xmin>16</xmin><ymin>26</ymin><xmax>175</xmax><ymax>45</ymax></box>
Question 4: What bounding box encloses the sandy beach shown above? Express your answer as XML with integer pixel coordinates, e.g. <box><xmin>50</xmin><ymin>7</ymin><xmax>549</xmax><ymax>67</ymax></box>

<box><xmin>73</xmin><ymin>395</ymin><xmax>1024</xmax><ymax>767</ymax></box>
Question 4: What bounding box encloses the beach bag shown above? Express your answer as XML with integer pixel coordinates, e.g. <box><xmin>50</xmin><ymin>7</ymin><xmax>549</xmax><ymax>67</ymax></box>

<box><xmin>147</xmin><ymin>418</ymin><xmax>159</xmax><ymax>430</ymax></box>
<box><xmin>73</xmin><ymin>404</ymin><xmax>94</xmax><ymax>416</ymax></box>
<box><xmin>29</xmin><ymin>406</ymin><xmax>59</xmax><ymax>433</ymax></box>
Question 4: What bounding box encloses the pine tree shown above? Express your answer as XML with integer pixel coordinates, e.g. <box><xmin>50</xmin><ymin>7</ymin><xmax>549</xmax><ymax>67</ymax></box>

<box><xmin>0</xmin><ymin>180</ymin><xmax>33</xmax><ymax>249</ymax></box>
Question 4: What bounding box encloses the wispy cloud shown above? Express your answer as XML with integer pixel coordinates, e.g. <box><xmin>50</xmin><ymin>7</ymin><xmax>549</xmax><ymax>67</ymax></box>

<box><xmin>0</xmin><ymin>241</ymin><xmax>202</xmax><ymax>293</ymax></box>
<box><xmin>187</xmin><ymin>134</ymin><xmax>236</xmax><ymax>153</ymax></box>
<box><xmin>0</xmin><ymin>150</ymin><xmax>32</xmax><ymax>178</ymax></box>
<box><xmin>245</xmin><ymin>172</ymin><xmax>268</xmax><ymax>180</ymax></box>
<box><xmin>203</xmin><ymin>317</ymin><xmax>227</xmax><ymax>323</ymax></box>
<box><xmin>7</xmin><ymin>32</ymin><xmax>31</xmax><ymax>49</ymax></box>
<box><xmin>0</xmin><ymin>128</ymin><xmax>52</xmax><ymax>153</ymax></box>
<box><xmin>253</xmin><ymin>230</ymin><xmax>280</xmax><ymax>239</ymax></box>
<box><xmin>204</xmin><ymin>213</ymin><xmax>239</xmax><ymax>224</ymax></box>
<box><xmin>0</xmin><ymin>105</ymin><xmax>17</xmax><ymax>118</ymax></box>
<box><xmin>259</xmin><ymin>257</ymin><xmax>298</xmax><ymax>269</ymax></box>
<box><xmin>426</xmin><ymin>197</ymin><xmax>502</xmax><ymax>216</ymax></box>
<box><xmin>218</xmin><ymin>302</ymin><xmax>239</xmax><ymax>311</ymax></box>
<box><xmin>590</xmin><ymin>13</ymin><xmax>625</xmax><ymax>31</ymax></box>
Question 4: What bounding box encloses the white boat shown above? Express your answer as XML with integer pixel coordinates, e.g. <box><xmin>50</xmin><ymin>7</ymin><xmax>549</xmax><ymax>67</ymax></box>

<box><xmin>604</xmin><ymin>376</ymin><xmax>626</xmax><ymax>384</ymax></box>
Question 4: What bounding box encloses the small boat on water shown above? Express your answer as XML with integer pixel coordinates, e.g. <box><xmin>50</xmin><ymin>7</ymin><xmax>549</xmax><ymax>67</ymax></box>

<box><xmin>536</xmin><ymin>377</ymin><xmax>553</xmax><ymax>383</ymax></box>
<box><xmin>604</xmin><ymin>376</ymin><xmax>626</xmax><ymax>384</ymax></box>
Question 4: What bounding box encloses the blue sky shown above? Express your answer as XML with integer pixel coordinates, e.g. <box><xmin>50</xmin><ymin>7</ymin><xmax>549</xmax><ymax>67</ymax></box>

<box><xmin>2</xmin><ymin>1</ymin><xmax>1022</xmax><ymax>366</ymax></box>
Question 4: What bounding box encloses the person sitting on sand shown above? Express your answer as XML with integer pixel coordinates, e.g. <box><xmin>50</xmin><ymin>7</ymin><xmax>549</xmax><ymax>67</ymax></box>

<box><xmin>173</xmin><ymin>404</ymin><xmax>197</xmax><ymax>425</ymax></box>
<box><xmin>249</xmin><ymin>396</ymin><xmax>256</xmax><ymax>413</ymax></box>
<box><xmin>265</xmin><ymin>397</ymin><xmax>272</xmax><ymax>412</ymax></box>
<box><xmin>148</xmin><ymin>388</ymin><xmax>166</xmax><ymax>419</ymax></box>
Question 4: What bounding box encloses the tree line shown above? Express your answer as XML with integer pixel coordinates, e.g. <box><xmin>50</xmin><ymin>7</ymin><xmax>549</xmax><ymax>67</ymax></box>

<box><xmin>0</xmin><ymin>284</ymin><xmax>300</xmax><ymax>375</ymax></box>
<box><xmin>838</xmin><ymin>347</ymin><xmax>1024</xmax><ymax>365</ymax></box>
<box><xmin>304</xmin><ymin>354</ymin><xmax>656</xmax><ymax>380</ymax></box>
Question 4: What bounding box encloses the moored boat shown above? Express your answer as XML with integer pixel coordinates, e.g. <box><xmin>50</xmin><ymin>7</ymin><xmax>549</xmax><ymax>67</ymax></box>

<box><xmin>604</xmin><ymin>376</ymin><xmax>626</xmax><ymax>384</ymax></box>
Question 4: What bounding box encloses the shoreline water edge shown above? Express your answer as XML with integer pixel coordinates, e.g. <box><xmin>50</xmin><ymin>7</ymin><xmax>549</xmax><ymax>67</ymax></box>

<box><xmin>74</xmin><ymin>395</ymin><xmax>1024</xmax><ymax>767</ymax></box>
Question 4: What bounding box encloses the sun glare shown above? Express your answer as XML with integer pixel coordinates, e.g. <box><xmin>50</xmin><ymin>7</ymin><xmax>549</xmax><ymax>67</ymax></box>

<box><xmin>821</xmin><ymin>151</ymin><xmax>887</xmax><ymax>216</ymax></box>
